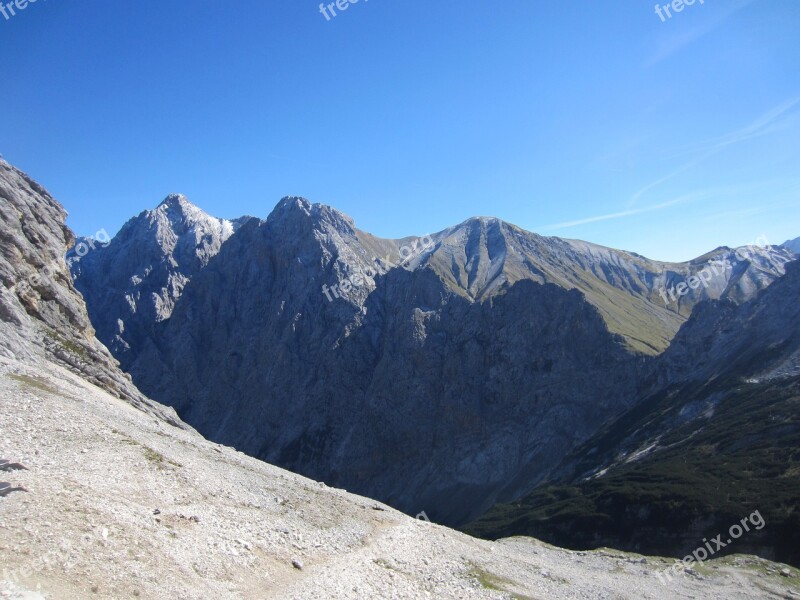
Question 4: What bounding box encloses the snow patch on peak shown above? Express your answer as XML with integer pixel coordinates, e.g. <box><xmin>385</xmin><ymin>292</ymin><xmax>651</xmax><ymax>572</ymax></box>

<box><xmin>153</xmin><ymin>194</ymin><xmax>216</xmax><ymax>229</ymax></box>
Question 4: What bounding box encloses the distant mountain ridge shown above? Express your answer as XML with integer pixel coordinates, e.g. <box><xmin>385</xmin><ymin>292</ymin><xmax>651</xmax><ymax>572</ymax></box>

<box><xmin>467</xmin><ymin>261</ymin><xmax>800</xmax><ymax>567</ymax></box>
<box><xmin>68</xmin><ymin>194</ymin><xmax>796</xmax><ymax>525</ymax></box>
<box><xmin>72</xmin><ymin>195</ymin><xmax>795</xmax><ymax>360</ymax></box>
<box><xmin>783</xmin><ymin>236</ymin><xmax>800</xmax><ymax>256</ymax></box>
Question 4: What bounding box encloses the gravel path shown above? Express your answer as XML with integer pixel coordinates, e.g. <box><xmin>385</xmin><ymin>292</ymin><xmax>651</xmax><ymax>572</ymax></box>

<box><xmin>1</xmin><ymin>356</ymin><xmax>798</xmax><ymax>599</ymax></box>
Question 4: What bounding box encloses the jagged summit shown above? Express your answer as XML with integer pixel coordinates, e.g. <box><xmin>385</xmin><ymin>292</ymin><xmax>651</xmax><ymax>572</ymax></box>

<box><xmin>158</xmin><ymin>192</ymin><xmax>190</xmax><ymax>207</ymax></box>
<box><xmin>458</xmin><ymin>215</ymin><xmax>507</xmax><ymax>226</ymax></box>
<box><xmin>267</xmin><ymin>195</ymin><xmax>356</xmax><ymax>232</ymax></box>
<box><xmin>69</xmin><ymin>195</ymin><xmax>249</xmax><ymax>366</ymax></box>
<box><xmin>147</xmin><ymin>193</ymin><xmax>227</xmax><ymax>234</ymax></box>
<box><xmin>273</xmin><ymin>195</ymin><xmax>313</xmax><ymax>214</ymax></box>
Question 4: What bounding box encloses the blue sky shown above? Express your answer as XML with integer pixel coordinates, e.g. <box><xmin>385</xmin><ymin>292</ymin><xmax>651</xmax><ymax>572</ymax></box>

<box><xmin>1</xmin><ymin>0</ymin><xmax>798</xmax><ymax>261</ymax></box>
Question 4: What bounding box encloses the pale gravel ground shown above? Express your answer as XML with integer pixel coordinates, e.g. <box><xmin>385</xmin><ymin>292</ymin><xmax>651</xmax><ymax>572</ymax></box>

<box><xmin>1</xmin><ymin>356</ymin><xmax>798</xmax><ymax>600</ymax></box>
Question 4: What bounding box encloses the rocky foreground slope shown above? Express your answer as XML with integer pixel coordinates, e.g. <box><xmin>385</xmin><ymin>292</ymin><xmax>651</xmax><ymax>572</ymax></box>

<box><xmin>2</xmin><ymin>357</ymin><xmax>799</xmax><ymax>600</ymax></box>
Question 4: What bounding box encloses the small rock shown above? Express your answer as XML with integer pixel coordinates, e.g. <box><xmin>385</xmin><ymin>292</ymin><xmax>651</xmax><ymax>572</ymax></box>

<box><xmin>292</xmin><ymin>559</ymin><xmax>303</xmax><ymax>570</ymax></box>
<box><xmin>781</xmin><ymin>568</ymin><xmax>792</xmax><ymax>577</ymax></box>
<box><xmin>685</xmin><ymin>567</ymin><xmax>702</xmax><ymax>579</ymax></box>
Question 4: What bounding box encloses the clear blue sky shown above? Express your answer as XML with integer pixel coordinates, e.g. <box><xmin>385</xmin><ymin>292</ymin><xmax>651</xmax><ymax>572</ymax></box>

<box><xmin>1</xmin><ymin>0</ymin><xmax>798</xmax><ymax>262</ymax></box>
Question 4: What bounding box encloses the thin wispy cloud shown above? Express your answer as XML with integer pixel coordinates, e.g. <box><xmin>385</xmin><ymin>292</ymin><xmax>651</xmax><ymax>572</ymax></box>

<box><xmin>540</xmin><ymin>195</ymin><xmax>694</xmax><ymax>231</ymax></box>
<box><xmin>627</xmin><ymin>96</ymin><xmax>800</xmax><ymax>208</ymax></box>
<box><xmin>671</xmin><ymin>96</ymin><xmax>800</xmax><ymax>158</ymax></box>
<box><xmin>627</xmin><ymin>161</ymin><xmax>703</xmax><ymax>208</ymax></box>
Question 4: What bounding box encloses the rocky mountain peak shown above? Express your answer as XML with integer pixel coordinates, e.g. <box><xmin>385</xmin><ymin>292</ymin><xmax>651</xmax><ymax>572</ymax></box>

<box><xmin>267</xmin><ymin>195</ymin><xmax>356</xmax><ymax>235</ymax></box>
<box><xmin>157</xmin><ymin>192</ymin><xmax>191</xmax><ymax>209</ymax></box>
<box><xmin>69</xmin><ymin>195</ymin><xmax>247</xmax><ymax>366</ymax></box>
<box><xmin>139</xmin><ymin>193</ymin><xmax>234</xmax><ymax>248</ymax></box>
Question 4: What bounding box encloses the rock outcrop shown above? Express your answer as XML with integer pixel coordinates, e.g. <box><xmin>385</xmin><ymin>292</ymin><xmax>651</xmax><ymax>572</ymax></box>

<box><xmin>67</xmin><ymin>193</ymin><xmax>253</xmax><ymax>367</ymax></box>
<box><xmin>0</xmin><ymin>158</ymin><xmax>183</xmax><ymax>426</ymax></box>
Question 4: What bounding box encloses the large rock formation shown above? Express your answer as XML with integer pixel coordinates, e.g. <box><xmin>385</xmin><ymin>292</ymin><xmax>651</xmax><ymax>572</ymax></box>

<box><xmin>67</xmin><ymin>193</ymin><xmax>253</xmax><ymax>367</ymax></box>
<box><xmin>69</xmin><ymin>194</ymin><xmax>795</xmax><ymax>524</ymax></box>
<box><xmin>0</xmin><ymin>158</ymin><xmax>182</xmax><ymax>426</ymax></box>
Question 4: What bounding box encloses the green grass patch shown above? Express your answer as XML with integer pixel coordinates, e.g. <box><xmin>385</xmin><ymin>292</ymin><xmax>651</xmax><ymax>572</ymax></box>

<box><xmin>8</xmin><ymin>373</ymin><xmax>58</xmax><ymax>395</ymax></box>
<box><xmin>44</xmin><ymin>329</ymin><xmax>90</xmax><ymax>360</ymax></box>
<box><xmin>109</xmin><ymin>429</ymin><xmax>182</xmax><ymax>468</ymax></box>
<box><xmin>467</xmin><ymin>564</ymin><xmax>540</xmax><ymax>599</ymax></box>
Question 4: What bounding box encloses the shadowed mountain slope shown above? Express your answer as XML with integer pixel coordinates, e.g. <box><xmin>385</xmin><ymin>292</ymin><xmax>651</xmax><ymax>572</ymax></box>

<box><xmin>467</xmin><ymin>262</ymin><xmax>800</xmax><ymax>567</ymax></box>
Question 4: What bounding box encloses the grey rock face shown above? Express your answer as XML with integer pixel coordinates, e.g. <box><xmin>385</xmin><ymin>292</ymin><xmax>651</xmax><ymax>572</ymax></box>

<box><xmin>427</xmin><ymin>221</ymin><xmax>793</xmax><ymax>354</ymax></box>
<box><xmin>0</xmin><ymin>159</ymin><xmax>183</xmax><ymax>426</ymax></box>
<box><xmin>126</xmin><ymin>200</ymin><xmax>641</xmax><ymax>524</ymax></box>
<box><xmin>70</xmin><ymin>192</ymin><xmax>796</xmax><ymax>525</ymax></box>
<box><xmin>68</xmin><ymin>193</ymin><xmax>252</xmax><ymax>368</ymax></box>
<box><xmin>466</xmin><ymin>262</ymin><xmax>800</xmax><ymax>566</ymax></box>
<box><xmin>545</xmin><ymin>257</ymin><xmax>800</xmax><ymax>486</ymax></box>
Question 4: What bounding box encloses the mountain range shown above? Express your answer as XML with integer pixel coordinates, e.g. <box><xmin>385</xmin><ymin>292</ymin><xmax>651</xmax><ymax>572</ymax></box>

<box><xmin>68</xmin><ymin>190</ymin><xmax>798</xmax><ymax>533</ymax></box>
<box><xmin>2</xmin><ymin>156</ymin><xmax>799</xmax><ymax>599</ymax></box>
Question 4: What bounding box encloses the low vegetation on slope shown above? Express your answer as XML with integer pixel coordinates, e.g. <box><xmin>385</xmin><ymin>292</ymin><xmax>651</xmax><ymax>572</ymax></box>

<box><xmin>465</xmin><ymin>376</ymin><xmax>800</xmax><ymax>568</ymax></box>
